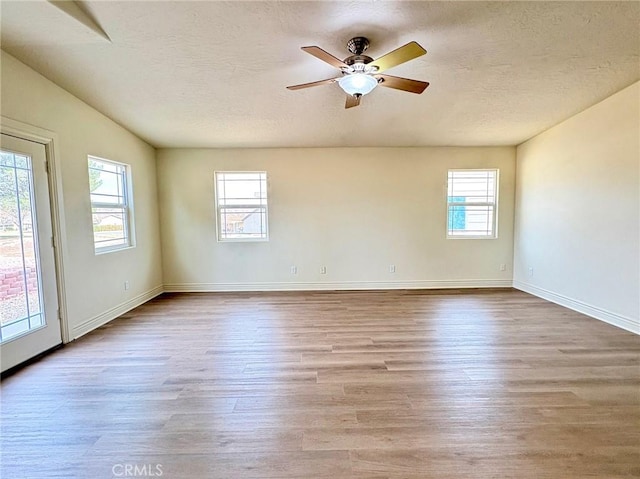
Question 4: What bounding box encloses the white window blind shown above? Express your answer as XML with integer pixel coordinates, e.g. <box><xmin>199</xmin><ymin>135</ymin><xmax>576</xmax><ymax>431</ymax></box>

<box><xmin>447</xmin><ymin>169</ymin><xmax>498</xmax><ymax>238</ymax></box>
<box><xmin>88</xmin><ymin>156</ymin><xmax>134</xmax><ymax>252</ymax></box>
<box><xmin>215</xmin><ymin>171</ymin><xmax>268</xmax><ymax>241</ymax></box>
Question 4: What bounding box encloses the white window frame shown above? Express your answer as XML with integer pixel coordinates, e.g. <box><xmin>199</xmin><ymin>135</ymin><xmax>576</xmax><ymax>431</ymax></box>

<box><xmin>446</xmin><ymin>168</ymin><xmax>499</xmax><ymax>239</ymax></box>
<box><xmin>214</xmin><ymin>171</ymin><xmax>269</xmax><ymax>242</ymax></box>
<box><xmin>88</xmin><ymin>155</ymin><xmax>135</xmax><ymax>254</ymax></box>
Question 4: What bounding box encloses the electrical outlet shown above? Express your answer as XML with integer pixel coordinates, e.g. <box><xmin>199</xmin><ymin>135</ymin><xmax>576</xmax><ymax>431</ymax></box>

<box><xmin>124</xmin><ymin>281</ymin><xmax>130</xmax><ymax>291</ymax></box>
<box><xmin>500</xmin><ymin>263</ymin><xmax>506</xmax><ymax>271</ymax></box>
<box><xmin>320</xmin><ymin>266</ymin><xmax>327</xmax><ymax>274</ymax></box>
<box><xmin>528</xmin><ymin>267</ymin><xmax>534</xmax><ymax>277</ymax></box>
<box><xmin>389</xmin><ymin>265</ymin><xmax>396</xmax><ymax>273</ymax></box>
<box><xmin>290</xmin><ymin>266</ymin><xmax>297</xmax><ymax>274</ymax></box>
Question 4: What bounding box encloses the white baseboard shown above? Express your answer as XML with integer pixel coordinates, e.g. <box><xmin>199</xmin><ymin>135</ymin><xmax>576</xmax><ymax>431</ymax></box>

<box><xmin>67</xmin><ymin>280</ymin><xmax>638</xmax><ymax>342</ymax></box>
<box><xmin>70</xmin><ymin>285</ymin><xmax>164</xmax><ymax>340</ymax></box>
<box><xmin>513</xmin><ymin>280</ymin><xmax>639</xmax><ymax>335</ymax></box>
<box><xmin>163</xmin><ymin>279</ymin><xmax>512</xmax><ymax>293</ymax></box>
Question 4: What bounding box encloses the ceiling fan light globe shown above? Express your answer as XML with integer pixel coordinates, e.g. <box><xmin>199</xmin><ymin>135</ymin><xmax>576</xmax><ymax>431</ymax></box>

<box><xmin>338</xmin><ymin>73</ymin><xmax>378</xmax><ymax>96</ymax></box>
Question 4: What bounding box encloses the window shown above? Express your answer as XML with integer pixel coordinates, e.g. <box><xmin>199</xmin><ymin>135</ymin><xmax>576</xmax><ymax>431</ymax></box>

<box><xmin>447</xmin><ymin>169</ymin><xmax>498</xmax><ymax>238</ymax></box>
<box><xmin>88</xmin><ymin>156</ymin><xmax>134</xmax><ymax>252</ymax></box>
<box><xmin>215</xmin><ymin>171</ymin><xmax>268</xmax><ymax>241</ymax></box>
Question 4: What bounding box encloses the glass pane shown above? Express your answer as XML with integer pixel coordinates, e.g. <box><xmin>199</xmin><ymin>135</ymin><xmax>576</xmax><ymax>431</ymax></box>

<box><xmin>89</xmin><ymin>169</ymin><xmax>125</xmax><ymax>204</ymax></box>
<box><xmin>0</xmin><ymin>151</ymin><xmax>45</xmax><ymax>342</ymax></box>
<box><xmin>217</xmin><ymin>173</ymin><xmax>267</xmax><ymax>206</ymax></box>
<box><xmin>219</xmin><ymin>207</ymin><xmax>267</xmax><ymax>239</ymax></box>
<box><xmin>448</xmin><ymin>170</ymin><xmax>496</xmax><ymax>203</ymax></box>
<box><xmin>89</xmin><ymin>158</ymin><xmax>121</xmax><ymax>174</ymax></box>
<box><xmin>219</xmin><ymin>172</ymin><xmax>264</xmax><ymax>182</ymax></box>
<box><xmin>448</xmin><ymin>205</ymin><xmax>494</xmax><ymax>237</ymax></box>
<box><xmin>0</xmin><ymin>151</ymin><xmax>15</xmax><ymax>167</ymax></box>
<box><xmin>224</xmin><ymin>180</ymin><xmax>264</xmax><ymax>199</ymax></box>
<box><xmin>92</xmin><ymin>207</ymin><xmax>128</xmax><ymax>250</ymax></box>
<box><xmin>14</xmin><ymin>155</ymin><xmax>29</xmax><ymax>169</ymax></box>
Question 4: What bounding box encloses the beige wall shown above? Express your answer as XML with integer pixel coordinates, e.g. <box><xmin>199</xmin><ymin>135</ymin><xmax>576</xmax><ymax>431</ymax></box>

<box><xmin>1</xmin><ymin>51</ymin><xmax>163</xmax><ymax>339</ymax></box>
<box><xmin>514</xmin><ymin>81</ymin><xmax>640</xmax><ymax>333</ymax></box>
<box><xmin>157</xmin><ymin>147</ymin><xmax>516</xmax><ymax>290</ymax></box>
<box><xmin>10</xmin><ymin>43</ymin><xmax>635</xmax><ymax>339</ymax></box>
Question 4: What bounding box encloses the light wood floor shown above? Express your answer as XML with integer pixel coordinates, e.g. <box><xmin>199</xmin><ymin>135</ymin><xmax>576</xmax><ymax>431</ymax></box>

<box><xmin>1</xmin><ymin>289</ymin><xmax>639</xmax><ymax>478</ymax></box>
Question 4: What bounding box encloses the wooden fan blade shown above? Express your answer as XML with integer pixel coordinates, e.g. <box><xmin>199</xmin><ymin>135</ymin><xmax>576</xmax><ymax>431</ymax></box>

<box><xmin>301</xmin><ymin>46</ymin><xmax>348</xmax><ymax>69</ymax></box>
<box><xmin>286</xmin><ymin>78</ymin><xmax>339</xmax><ymax>90</ymax></box>
<box><xmin>369</xmin><ymin>41</ymin><xmax>426</xmax><ymax>73</ymax></box>
<box><xmin>345</xmin><ymin>94</ymin><xmax>361</xmax><ymax>109</ymax></box>
<box><xmin>376</xmin><ymin>74</ymin><xmax>429</xmax><ymax>94</ymax></box>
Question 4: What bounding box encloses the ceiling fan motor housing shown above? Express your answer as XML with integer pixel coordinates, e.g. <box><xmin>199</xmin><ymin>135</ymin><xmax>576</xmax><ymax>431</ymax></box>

<box><xmin>344</xmin><ymin>37</ymin><xmax>376</xmax><ymax>73</ymax></box>
<box><xmin>347</xmin><ymin>36</ymin><xmax>370</xmax><ymax>55</ymax></box>
<box><xmin>344</xmin><ymin>55</ymin><xmax>374</xmax><ymax>67</ymax></box>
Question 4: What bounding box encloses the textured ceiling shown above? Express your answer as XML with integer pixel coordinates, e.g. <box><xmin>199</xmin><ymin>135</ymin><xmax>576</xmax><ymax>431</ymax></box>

<box><xmin>1</xmin><ymin>1</ymin><xmax>639</xmax><ymax>148</ymax></box>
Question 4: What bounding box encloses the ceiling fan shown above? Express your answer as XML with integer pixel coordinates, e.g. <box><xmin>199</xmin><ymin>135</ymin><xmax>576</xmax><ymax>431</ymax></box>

<box><xmin>287</xmin><ymin>36</ymin><xmax>429</xmax><ymax>109</ymax></box>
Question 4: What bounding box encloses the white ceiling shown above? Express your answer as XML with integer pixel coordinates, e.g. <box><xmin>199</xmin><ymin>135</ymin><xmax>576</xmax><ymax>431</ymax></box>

<box><xmin>1</xmin><ymin>1</ymin><xmax>638</xmax><ymax>148</ymax></box>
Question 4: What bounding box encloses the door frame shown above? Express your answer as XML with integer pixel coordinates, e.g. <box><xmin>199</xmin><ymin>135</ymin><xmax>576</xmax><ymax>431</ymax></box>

<box><xmin>1</xmin><ymin>117</ymin><xmax>71</xmax><ymax>343</ymax></box>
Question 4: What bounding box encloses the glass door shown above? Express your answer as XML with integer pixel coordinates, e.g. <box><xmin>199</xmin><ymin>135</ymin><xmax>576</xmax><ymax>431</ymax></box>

<box><xmin>0</xmin><ymin>134</ymin><xmax>61</xmax><ymax>373</ymax></box>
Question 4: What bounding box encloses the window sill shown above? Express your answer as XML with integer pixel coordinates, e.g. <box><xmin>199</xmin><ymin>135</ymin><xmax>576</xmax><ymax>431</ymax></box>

<box><xmin>95</xmin><ymin>244</ymin><xmax>136</xmax><ymax>255</ymax></box>
<box><xmin>217</xmin><ymin>238</ymin><xmax>269</xmax><ymax>243</ymax></box>
<box><xmin>446</xmin><ymin>235</ymin><xmax>498</xmax><ymax>240</ymax></box>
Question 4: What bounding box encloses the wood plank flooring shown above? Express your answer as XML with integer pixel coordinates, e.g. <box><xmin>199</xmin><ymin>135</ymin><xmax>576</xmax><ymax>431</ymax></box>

<box><xmin>1</xmin><ymin>288</ymin><xmax>639</xmax><ymax>478</ymax></box>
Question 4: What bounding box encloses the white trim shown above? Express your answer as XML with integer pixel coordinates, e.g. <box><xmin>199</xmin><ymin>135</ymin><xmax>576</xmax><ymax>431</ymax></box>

<box><xmin>88</xmin><ymin>155</ymin><xmax>135</xmax><ymax>253</ymax></box>
<box><xmin>513</xmin><ymin>280</ymin><xmax>639</xmax><ymax>335</ymax></box>
<box><xmin>446</xmin><ymin>168</ymin><xmax>499</xmax><ymax>239</ymax></box>
<box><xmin>71</xmin><ymin>285</ymin><xmax>164</xmax><ymax>340</ymax></box>
<box><xmin>0</xmin><ymin>117</ymin><xmax>71</xmax><ymax>343</ymax></box>
<box><xmin>164</xmin><ymin>279</ymin><xmax>512</xmax><ymax>293</ymax></box>
<box><xmin>94</xmin><ymin>244</ymin><xmax>136</xmax><ymax>256</ymax></box>
<box><xmin>214</xmin><ymin>170</ymin><xmax>269</xmax><ymax>242</ymax></box>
